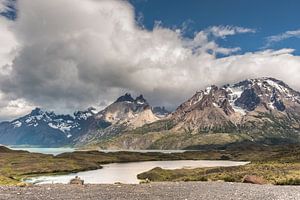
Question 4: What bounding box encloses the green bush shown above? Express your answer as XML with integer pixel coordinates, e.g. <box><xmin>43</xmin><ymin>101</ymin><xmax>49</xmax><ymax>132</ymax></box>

<box><xmin>276</xmin><ymin>178</ymin><xmax>300</xmax><ymax>185</ymax></box>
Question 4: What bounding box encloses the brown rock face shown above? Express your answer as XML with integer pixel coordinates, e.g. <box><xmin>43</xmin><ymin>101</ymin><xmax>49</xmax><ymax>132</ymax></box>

<box><xmin>169</xmin><ymin>77</ymin><xmax>300</xmax><ymax>136</ymax></box>
<box><xmin>242</xmin><ymin>175</ymin><xmax>267</xmax><ymax>185</ymax></box>
<box><xmin>87</xmin><ymin>77</ymin><xmax>300</xmax><ymax>149</ymax></box>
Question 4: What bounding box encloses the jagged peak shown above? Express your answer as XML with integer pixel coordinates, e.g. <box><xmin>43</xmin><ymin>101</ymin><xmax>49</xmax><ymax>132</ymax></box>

<box><xmin>74</xmin><ymin>107</ymin><xmax>97</xmax><ymax>120</ymax></box>
<box><xmin>30</xmin><ymin>107</ymin><xmax>45</xmax><ymax>116</ymax></box>
<box><xmin>204</xmin><ymin>85</ymin><xmax>218</xmax><ymax>95</ymax></box>
<box><xmin>74</xmin><ymin>107</ymin><xmax>97</xmax><ymax>115</ymax></box>
<box><xmin>135</xmin><ymin>94</ymin><xmax>147</xmax><ymax>104</ymax></box>
<box><xmin>29</xmin><ymin>108</ymin><xmax>58</xmax><ymax>118</ymax></box>
<box><xmin>115</xmin><ymin>93</ymin><xmax>135</xmax><ymax>103</ymax></box>
<box><xmin>175</xmin><ymin>77</ymin><xmax>300</xmax><ymax>118</ymax></box>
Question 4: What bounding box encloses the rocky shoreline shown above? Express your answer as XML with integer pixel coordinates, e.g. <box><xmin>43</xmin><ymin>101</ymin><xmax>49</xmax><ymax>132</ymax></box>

<box><xmin>1</xmin><ymin>182</ymin><xmax>300</xmax><ymax>200</ymax></box>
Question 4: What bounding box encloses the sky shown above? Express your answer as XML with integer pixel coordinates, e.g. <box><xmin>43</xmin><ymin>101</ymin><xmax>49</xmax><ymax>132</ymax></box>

<box><xmin>1</xmin><ymin>0</ymin><xmax>300</xmax><ymax>120</ymax></box>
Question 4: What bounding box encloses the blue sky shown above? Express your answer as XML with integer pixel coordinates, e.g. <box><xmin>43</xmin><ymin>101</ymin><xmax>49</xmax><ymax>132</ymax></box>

<box><xmin>130</xmin><ymin>0</ymin><xmax>300</xmax><ymax>54</ymax></box>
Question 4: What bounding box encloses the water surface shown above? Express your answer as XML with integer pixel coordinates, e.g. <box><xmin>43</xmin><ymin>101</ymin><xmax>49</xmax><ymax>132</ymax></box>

<box><xmin>8</xmin><ymin>146</ymin><xmax>188</xmax><ymax>155</ymax></box>
<box><xmin>8</xmin><ymin>147</ymin><xmax>75</xmax><ymax>156</ymax></box>
<box><xmin>25</xmin><ymin>160</ymin><xmax>249</xmax><ymax>184</ymax></box>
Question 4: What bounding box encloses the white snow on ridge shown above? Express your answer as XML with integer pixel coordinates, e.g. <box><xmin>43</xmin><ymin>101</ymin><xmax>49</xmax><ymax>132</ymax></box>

<box><xmin>76</xmin><ymin>112</ymin><xmax>93</xmax><ymax>120</ymax></box>
<box><xmin>225</xmin><ymin>86</ymin><xmax>247</xmax><ymax>115</ymax></box>
<box><xmin>12</xmin><ymin>121</ymin><xmax>22</xmax><ymax>128</ymax></box>
<box><xmin>48</xmin><ymin>122</ymin><xmax>58</xmax><ymax>129</ymax></box>
<box><xmin>265</xmin><ymin>80</ymin><xmax>289</xmax><ymax>94</ymax></box>
<box><xmin>268</xmin><ymin>102</ymin><xmax>275</xmax><ymax>110</ymax></box>
<box><xmin>188</xmin><ymin>92</ymin><xmax>204</xmax><ymax>106</ymax></box>
<box><xmin>204</xmin><ymin>86</ymin><xmax>212</xmax><ymax>95</ymax></box>
<box><xmin>48</xmin><ymin>122</ymin><xmax>75</xmax><ymax>133</ymax></box>
<box><xmin>232</xmin><ymin>105</ymin><xmax>247</xmax><ymax>115</ymax></box>
<box><xmin>212</xmin><ymin>102</ymin><xmax>219</xmax><ymax>108</ymax></box>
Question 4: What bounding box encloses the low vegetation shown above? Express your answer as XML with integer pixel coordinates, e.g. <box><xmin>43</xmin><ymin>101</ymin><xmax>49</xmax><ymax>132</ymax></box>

<box><xmin>138</xmin><ymin>162</ymin><xmax>300</xmax><ymax>185</ymax></box>
<box><xmin>138</xmin><ymin>143</ymin><xmax>300</xmax><ymax>184</ymax></box>
<box><xmin>1</xmin><ymin>142</ymin><xmax>300</xmax><ymax>185</ymax></box>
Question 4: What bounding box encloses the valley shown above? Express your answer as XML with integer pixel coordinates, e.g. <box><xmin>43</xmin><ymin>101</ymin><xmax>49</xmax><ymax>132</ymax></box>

<box><xmin>1</xmin><ymin>77</ymin><xmax>300</xmax><ymax>187</ymax></box>
<box><xmin>1</xmin><ymin>142</ymin><xmax>300</xmax><ymax>186</ymax></box>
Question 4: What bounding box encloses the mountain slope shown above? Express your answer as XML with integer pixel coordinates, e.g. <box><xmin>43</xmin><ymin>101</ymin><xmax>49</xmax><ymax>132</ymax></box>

<box><xmin>75</xmin><ymin>94</ymin><xmax>160</xmax><ymax>145</ymax></box>
<box><xmin>0</xmin><ymin>94</ymin><xmax>163</xmax><ymax>147</ymax></box>
<box><xmin>0</xmin><ymin>94</ymin><xmax>162</xmax><ymax>147</ymax></box>
<box><xmin>0</xmin><ymin>108</ymin><xmax>97</xmax><ymax>147</ymax></box>
<box><xmin>95</xmin><ymin>77</ymin><xmax>300</xmax><ymax>149</ymax></box>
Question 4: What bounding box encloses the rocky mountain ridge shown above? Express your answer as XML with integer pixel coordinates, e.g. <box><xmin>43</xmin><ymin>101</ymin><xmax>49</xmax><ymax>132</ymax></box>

<box><xmin>95</xmin><ymin>77</ymin><xmax>300</xmax><ymax>149</ymax></box>
<box><xmin>170</xmin><ymin>77</ymin><xmax>300</xmax><ymax>133</ymax></box>
<box><xmin>1</xmin><ymin>77</ymin><xmax>300</xmax><ymax>149</ymax></box>
<box><xmin>0</xmin><ymin>94</ymin><xmax>164</xmax><ymax>146</ymax></box>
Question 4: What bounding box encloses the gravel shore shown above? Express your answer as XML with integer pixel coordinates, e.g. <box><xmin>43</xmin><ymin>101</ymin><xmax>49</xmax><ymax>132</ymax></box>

<box><xmin>1</xmin><ymin>182</ymin><xmax>300</xmax><ymax>200</ymax></box>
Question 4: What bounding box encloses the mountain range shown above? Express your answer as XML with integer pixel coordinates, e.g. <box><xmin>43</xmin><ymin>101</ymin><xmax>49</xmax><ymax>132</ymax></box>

<box><xmin>1</xmin><ymin>77</ymin><xmax>300</xmax><ymax>149</ymax></box>
<box><xmin>0</xmin><ymin>94</ymin><xmax>168</xmax><ymax>147</ymax></box>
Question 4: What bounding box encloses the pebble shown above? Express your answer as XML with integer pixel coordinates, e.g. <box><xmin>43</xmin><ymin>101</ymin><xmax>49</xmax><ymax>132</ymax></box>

<box><xmin>0</xmin><ymin>182</ymin><xmax>299</xmax><ymax>200</ymax></box>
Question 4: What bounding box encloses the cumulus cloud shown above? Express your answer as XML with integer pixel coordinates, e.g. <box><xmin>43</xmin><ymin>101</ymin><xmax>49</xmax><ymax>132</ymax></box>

<box><xmin>265</xmin><ymin>29</ymin><xmax>300</xmax><ymax>47</ymax></box>
<box><xmin>0</xmin><ymin>0</ymin><xmax>300</xmax><ymax>120</ymax></box>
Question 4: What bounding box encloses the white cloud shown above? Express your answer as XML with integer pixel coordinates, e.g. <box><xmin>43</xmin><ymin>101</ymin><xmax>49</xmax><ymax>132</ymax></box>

<box><xmin>206</xmin><ymin>25</ymin><xmax>256</xmax><ymax>38</ymax></box>
<box><xmin>0</xmin><ymin>0</ymin><xmax>11</xmax><ymax>13</ymax></box>
<box><xmin>0</xmin><ymin>95</ymin><xmax>34</xmax><ymax>120</ymax></box>
<box><xmin>0</xmin><ymin>0</ymin><xmax>299</xmax><ymax>120</ymax></box>
<box><xmin>265</xmin><ymin>29</ymin><xmax>300</xmax><ymax>47</ymax></box>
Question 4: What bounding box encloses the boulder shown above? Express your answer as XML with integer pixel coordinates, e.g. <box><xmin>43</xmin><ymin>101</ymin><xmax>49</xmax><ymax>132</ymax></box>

<box><xmin>69</xmin><ymin>176</ymin><xmax>84</xmax><ymax>185</ymax></box>
<box><xmin>242</xmin><ymin>175</ymin><xmax>267</xmax><ymax>185</ymax></box>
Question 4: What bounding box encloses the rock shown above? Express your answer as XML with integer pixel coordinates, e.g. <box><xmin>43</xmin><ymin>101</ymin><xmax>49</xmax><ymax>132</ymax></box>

<box><xmin>140</xmin><ymin>178</ymin><xmax>151</xmax><ymax>184</ymax></box>
<box><xmin>69</xmin><ymin>176</ymin><xmax>84</xmax><ymax>185</ymax></box>
<box><xmin>17</xmin><ymin>182</ymin><xmax>30</xmax><ymax>187</ymax></box>
<box><xmin>242</xmin><ymin>175</ymin><xmax>267</xmax><ymax>185</ymax></box>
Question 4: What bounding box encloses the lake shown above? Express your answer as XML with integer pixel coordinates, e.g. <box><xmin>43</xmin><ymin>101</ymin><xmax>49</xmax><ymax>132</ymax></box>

<box><xmin>7</xmin><ymin>146</ymin><xmax>188</xmax><ymax>155</ymax></box>
<box><xmin>25</xmin><ymin>160</ymin><xmax>249</xmax><ymax>184</ymax></box>
<box><xmin>8</xmin><ymin>147</ymin><xmax>75</xmax><ymax>156</ymax></box>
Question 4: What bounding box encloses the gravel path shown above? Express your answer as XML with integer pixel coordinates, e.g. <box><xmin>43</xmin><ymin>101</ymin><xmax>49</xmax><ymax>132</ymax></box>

<box><xmin>0</xmin><ymin>182</ymin><xmax>300</xmax><ymax>200</ymax></box>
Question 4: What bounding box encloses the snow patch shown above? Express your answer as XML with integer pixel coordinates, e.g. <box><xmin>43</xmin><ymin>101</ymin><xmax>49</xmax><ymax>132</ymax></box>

<box><xmin>226</xmin><ymin>86</ymin><xmax>247</xmax><ymax>115</ymax></box>
<box><xmin>268</xmin><ymin>102</ymin><xmax>275</xmax><ymax>110</ymax></box>
<box><xmin>77</xmin><ymin>112</ymin><xmax>92</xmax><ymax>120</ymax></box>
<box><xmin>12</xmin><ymin>121</ymin><xmax>22</xmax><ymax>128</ymax></box>
<box><xmin>266</xmin><ymin>80</ymin><xmax>289</xmax><ymax>94</ymax></box>
<box><xmin>232</xmin><ymin>105</ymin><xmax>247</xmax><ymax>115</ymax></box>
<box><xmin>136</xmin><ymin>101</ymin><xmax>145</xmax><ymax>105</ymax></box>
<box><xmin>204</xmin><ymin>86</ymin><xmax>212</xmax><ymax>95</ymax></box>
<box><xmin>213</xmin><ymin>102</ymin><xmax>219</xmax><ymax>107</ymax></box>
<box><xmin>48</xmin><ymin>122</ymin><xmax>73</xmax><ymax>133</ymax></box>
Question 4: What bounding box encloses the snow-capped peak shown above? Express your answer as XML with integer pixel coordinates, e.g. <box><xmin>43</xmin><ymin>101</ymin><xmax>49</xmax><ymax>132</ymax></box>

<box><xmin>74</xmin><ymin>107</ymin><xmax>97</xmax><ymax>120</ymax></box>
<box><xmin>10</xmin><ymin>107</ymin><xmax>93</xmax><ymax>138</ymax></box>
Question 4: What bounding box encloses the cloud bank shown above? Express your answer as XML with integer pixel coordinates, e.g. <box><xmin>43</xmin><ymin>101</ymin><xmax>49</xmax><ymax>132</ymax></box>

<box><xmin>0</xmin><ymin>0</ymin><xmax>300</xmax><ymax>120</ymax></box>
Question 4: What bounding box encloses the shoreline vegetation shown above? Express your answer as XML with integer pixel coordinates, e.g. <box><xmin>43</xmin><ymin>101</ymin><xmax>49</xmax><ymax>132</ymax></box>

<box><xmin>1</xmin><ymin>142</ymin><xmax>300</xmax><ymax>186</ymax></box>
